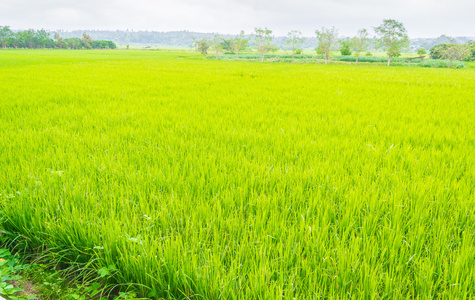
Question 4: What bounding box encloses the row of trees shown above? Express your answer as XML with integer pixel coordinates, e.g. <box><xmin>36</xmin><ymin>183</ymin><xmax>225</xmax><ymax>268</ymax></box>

<box><xmin>193</xmin><ymin>19</ymin><xmax>410</xmax><ymax>66</ymax></box>
<box><xmin>194</xmin><ymin>20</ymin><xmax>473</xmax><ymax>67</ymax></box>
<box><xmin>0</xmin><ymin>26</ymin><xmax>117</xmax><ymax>49</ymax></box>
<box><xmin>193</xmin><ymin>30</ymin><xmax>251</xmax><ymax>60</ymax></box>
<box><xmin>429</xmin><ymin>42</ymin><xmax>475</xmax><ymax>67</ymax></box>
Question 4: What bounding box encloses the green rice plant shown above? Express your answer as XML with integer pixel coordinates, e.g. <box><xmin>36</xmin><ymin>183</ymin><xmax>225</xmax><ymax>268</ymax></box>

<box><xmin>0</xmin><ymin>50</ymin><xmax>475</xmax><ymax>299</ymax></box>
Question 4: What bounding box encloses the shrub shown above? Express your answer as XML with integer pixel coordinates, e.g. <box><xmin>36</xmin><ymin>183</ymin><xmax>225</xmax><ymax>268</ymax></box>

<box><xmin>340</xmin><ymin>41</ymin><xmax>352</xmax><ymax>56</ymax></box>
<box><xmin>430</xmin><ymin>43</ymin><xmax>451</xmax><ymax>59</ymax></box>
<box><xmin>92</xmin><ymin>40</ymin><xmax>117</xmax><ymax>49</ymax></box>
<box><xmin>365</xmin><ymin>51</ymin><xmax>373</xmax><ymax>56</ymax></box>
<box><xmin>417</xmin><ymin>48</ymin><xmax>427</xmax><ymax>56</ymax></box>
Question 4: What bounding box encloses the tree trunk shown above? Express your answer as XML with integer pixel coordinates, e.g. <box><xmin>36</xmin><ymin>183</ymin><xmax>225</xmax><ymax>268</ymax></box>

<box><xmin>450</xmin><ymin>59</ymin><xmax>453</xmax><ymax>68</ymax></box>
<box><xmin>356</xmin><ymin>56</ymin><xmax>359</xmax><ymax>65</ymax></box>
<box><xmin>325</xmin><ymin>53</ymin><xmax>328</xmax><ymax>64</ymax></box>
<box><xmin>261</xmin><ymin>54</ymin><xmax>264</xmax><ymax>62</ymax></box>
<box><xmin>215</xmin><ymin>51</ymin><xmax>218</xmax><ymax>59</ymax></box>
<box><xmin>235</xmin><ymin>52</ymin><xmax>238</xmax><ymax>60</ymax></box>
<box><xmin>387</xmin><ymin>56</ymin><xmax>391</xmax><ymax>66</ymax></box>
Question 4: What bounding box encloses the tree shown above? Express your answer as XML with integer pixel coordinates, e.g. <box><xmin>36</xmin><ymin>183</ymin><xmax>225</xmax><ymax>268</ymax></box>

<box><xmin>65</xmin><ymin>38</ymin><xmax>82</xmax><ymax>49</ymax></box>
<box><xmin>254</xmin><ymin>27</ymin><xmax>274</xmax><ymax>62</ymax></box>
<box><xmin>315</xmin><ymin>27</ymin><xmax>338</xmax><ymax>64</ymax></box>
<box><xmin>286</xmin><ymin>30</ymin><xmax>304</xmax><ymax>61</ymax></box>
<box><xmin>339</xmin><ymin>40</ymin><xmax>352</xmax><ymax>56</ymax></box>
<box><xmin>374</xmin><ymin>19</ymin><xmax>409</xmax><ymax>66</ymax></box>
<box><xmin>209</xmin><ymin>34</ymin><xmax>223</xmax><ymax>59</ymax></box>
<box><xmin>350</xmin><ymin>29</ymin><xmax>369</xmax><ymax>65</ymax></box>
<box><xmin>15</xmin><ymin>30</ymin><xmax>36</xmax><ymax>48</ymax></box>
<box><xmin>468</xmin><ymin>41</ymin><xmax>475</xmax><ymax>61</ymax></box>
<box><xmin>440</xmin><ymin>44</ymin><xmax>470</xmax><ymax>68</ymax></box>
<box><xmin>54</xmin><ymin>32</ymin><xmax>67</xmax><ymax>49</ymax></box>
<box><xmin>0</xmin><ymin>26</ymin><xmax>14</xmax><ymax>48</ymax></box>
<box><xmin>192</xmin><ymin>38</ymin><xmax>210</xmax><ymax>58</ymax></box>
<box><xmin>430</xmin><ymin>43</ymin><xmax>451</xmax><ymax>59</ymax></box>
<box><xmin>417</xmin><ymin>48</ymin><xmax>427</xmax><ymax>56</ymax></box>
<box><xmin>221</xmin><ymin>39</ymin><xmax>233</xmax><ymax>52</ymax></box>
<box><xmin>35</xmin><ymin>29</ymin><xmax>52</xmax><ymax>48</ymax></box>
<box><xmin>269</xmin><ymin>45</ymin><xmax>279</xmax><ymax>54</ymax></box>
<box><xmin>81</xmin><ymin>33</ymin><xmax>93</xmax><ymax>49</ymax></box>
<box><xmin>230</xmin><ymin>30</ymin><xmax>248</xmax><ymax>60</ymax></box>
<box><xmin>316</xmin><ymin>44</ymin><xmax>324</xmax><ymax>55</ymax></box>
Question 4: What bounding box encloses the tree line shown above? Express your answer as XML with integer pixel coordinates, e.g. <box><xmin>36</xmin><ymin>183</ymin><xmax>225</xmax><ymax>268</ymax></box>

<box><xmin>193</xmin><ymin>19</ymin><xmax>475</xmax><ymax>67</ymax></box>
<box><xmin>0</xmin><ymin>27</ymin><xmax>117</xmax><ymax>49</ymax></box>
<box><xmin>429</xmin><ymin>42</ymin><xmax>475</xmax><ymax>67</ymax></box>
<box><xmin>41</xmin><ymin>29</ymin><xmax>472</xmax><ymax>52</ymax></box>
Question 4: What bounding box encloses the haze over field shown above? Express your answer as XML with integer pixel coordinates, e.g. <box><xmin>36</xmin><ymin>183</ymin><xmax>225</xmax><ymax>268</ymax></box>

<box><xmin>1</xmin><ymin>0</ymin><xmax>474</xmax><ymax>37</ymax></box>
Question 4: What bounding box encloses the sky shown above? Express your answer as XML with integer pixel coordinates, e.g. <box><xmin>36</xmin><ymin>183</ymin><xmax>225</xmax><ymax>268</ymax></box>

<box><xmin>0</xmin><ymin>0</ymin><xmax>474</xmax><ymax>38</ymax></box>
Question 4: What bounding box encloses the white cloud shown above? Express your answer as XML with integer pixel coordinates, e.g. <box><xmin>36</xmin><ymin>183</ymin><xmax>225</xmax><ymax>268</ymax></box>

<box><xmin>0</xmin><ymin>0</ymin><xmax>474</xmax><ymax>37</ymax></box>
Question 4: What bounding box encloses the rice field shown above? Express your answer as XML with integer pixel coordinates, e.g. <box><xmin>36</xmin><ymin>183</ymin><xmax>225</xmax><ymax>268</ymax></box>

<box><xmin>1</xmin><ymin>50</ymin><xmax>475</xmax><ymax>299</ymax></box>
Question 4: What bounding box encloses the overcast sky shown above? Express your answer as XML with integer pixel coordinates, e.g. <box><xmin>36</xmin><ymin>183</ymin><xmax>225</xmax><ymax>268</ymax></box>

<box><xmin>0</xmin><ymin>0</ymin><xmax>474</xmax><ymax>38</ymax></box>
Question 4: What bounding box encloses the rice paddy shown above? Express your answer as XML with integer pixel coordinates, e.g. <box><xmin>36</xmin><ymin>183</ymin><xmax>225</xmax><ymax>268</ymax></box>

<box><xmin>1</xmin><ymin>49</ymin><xmax>474</xmax><ymax>299</ymax></box>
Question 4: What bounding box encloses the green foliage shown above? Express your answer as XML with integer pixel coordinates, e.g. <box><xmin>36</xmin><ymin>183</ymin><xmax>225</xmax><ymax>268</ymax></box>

<box><xmin>0</xmin><ymin>26</ymin><xmax>116</xmax><ymax>50</ymax></box>
<box><xmin>218</xmin><ymin>54</ymin><xmax>319</xmax><ymax>61</ymax></box>
<box><xmin>295</xmin><ymin>48</ymin><xmax>302</xmax><ymax>55</ymax></box>
<box><xmin>192</xmin><ymin>37</ymin><xmax>209</xmax><ymax>56</ymax></box>
<box><xmin>432</xmin><ymin>42</ymin><xmax>475</xmax><ymax>62</ymax></box>
<box><xmin>97</xmin><ymin>265</ymin><xmax>118</xmax><ymax>278</ymax></box>
<box><xmin>209</xmin><ymin>34</ymin><xmax>223</xmax><ymax>59</ymax></box>
<box><xmin>439</xmin><ymin>44</ymin><xmax>471</xmax><ymax>67</ymax></box>
<box><xmin>0</xmin><ymin>249</ymin><xmax>36</xmax><ymax>299</ymax></box>
<box><xmin>229</xmin><ymin>31</ymin><xmax>249</xmax><ymax>59</ymax></box>
<box><xmin>365</xmin><ymin>51</ymin><xmax>373</xmax><ymax>56</ymax></box>
<box><xmin>0</xmin><ymin>26</ymin><xmax>14</xmax><ymax>48</ymax></box>
<box><xmin>339</xmin><ymin>40</ymin><xmax>352</xmax><ymax>56</ymax></box>
<box><xmin>16</xmin><ymin>262</ymin><xmax>137</xmax><ymax>300</ymax></box>
<box><xmin>81</xmin><ymin>33</ymin><xmax>93</xmax><ymax>49</ymax></box>
<box><xmin>217</xmin><ymin>53</ymin><xmax>463</xmax><ymax>68</ymax></box>
<box><xmin>92</xmin><ymin>40</ymin><xmax>117</xmax><ymax>49</ymax></box>
<box><xmin>220</xmin><ymin>38</ymin><xmax>233</xmax><ymax>52</ymax></box>
<box><xmin>430</xmin><ymin>43</ymin><xmax>451</xmax><ymax>59</ymax></box>
<box><xmin>0</xmin><ymin>50</ymin><xmax>474</xmax><ymax>299</ymax></box>
<box><xmin>468</xmin><ymin>41</ymin><xmax>475</xmax><ymax>61</ymax></box>
<box><xmin>315</xmin><ymin>44</ymin><xmax>324</xmax><ymax>55</ymax></box>
<box><xmin>419</xmin><ymin>59</ymin><xmax>465</xmax><ymax>69</ymax></box>
<box><xmin>315</xmin><ymin>27</ymin><xmax>338</xmax><ymax>63</ymax></box>
<box><xmin>334</xmin><ymin>55</ymin><xmax>407</xmax><ymax>63</ymax></box>
<box><xmin>374</xmin><ymin>19</ymin><xmax>410</xmax><ymax>65</ymax></box>
<box><xmin>286</xmin><ymin>30</ymin><xmax>304</xmax><ymax>58</ymax></box>
<box><xmin>350</xmin><ymin>29</ymin><xmax>370</xmax><ymax>63</ymax></box>
<box><xmin>417</xmin><ymin>48</ymin><xmax>427</xmax><ymax>56</ymax></box>
<box><xmin>254</xmin><ymin>27</ymin><xmax>274</xmax><ymax>62</ymax></box>
<box><xmin>64</xmin><ymin>37</ymin><xmax>83</xmax><ymax>49</ymax></box>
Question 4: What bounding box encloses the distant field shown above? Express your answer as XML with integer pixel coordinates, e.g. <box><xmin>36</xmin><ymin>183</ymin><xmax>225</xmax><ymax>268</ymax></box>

<box><xmin>1</xmin><ymin>50</ymin><xmax>474</xmax><ymax>299</ymax></box>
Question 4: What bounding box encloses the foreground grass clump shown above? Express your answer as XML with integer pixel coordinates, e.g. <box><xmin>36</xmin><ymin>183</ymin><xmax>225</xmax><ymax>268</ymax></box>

<box><xmin>1</xmin><ymin>50</ymin><xmax>475</xmax><ymax>299</ymax></box>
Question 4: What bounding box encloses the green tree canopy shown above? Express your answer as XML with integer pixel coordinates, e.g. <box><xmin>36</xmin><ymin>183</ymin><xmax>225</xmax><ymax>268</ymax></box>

<box><xmin>316</xmin><ymin>27</ymin><xmax>338</xmax><ymax>64</ymax></box>
<box><xmin>374</xmin><ymin>19</ymin><xmax>410</xmax><ymax>66</ymax></box>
